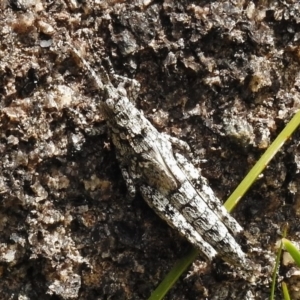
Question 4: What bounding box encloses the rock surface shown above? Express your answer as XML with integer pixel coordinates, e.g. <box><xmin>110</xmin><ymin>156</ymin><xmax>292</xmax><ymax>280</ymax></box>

<box><xmin>1</xmin><ymin>0</ymin><xmax>300</xmax><ymax>299</ymax></box>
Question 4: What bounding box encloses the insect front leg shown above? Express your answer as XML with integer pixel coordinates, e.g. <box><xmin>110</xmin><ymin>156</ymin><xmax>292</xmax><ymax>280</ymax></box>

<box><xmin>120</xmin><ymin>167</ymin><xmax>137</xmax><ymax>199</ymax></box>
<box><xmin>161</xmin><ymin>133</ymin><xmax>192</xmax><ymax>154</ymax></box>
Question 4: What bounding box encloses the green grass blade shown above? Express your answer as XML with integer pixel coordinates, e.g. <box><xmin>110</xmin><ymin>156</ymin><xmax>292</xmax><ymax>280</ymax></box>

<box><xmin>148</xmin><ymin>111</ymin><xmax>300</xmax><ymax>300</ymax></box>
<box><xmin>225</xmin><ymin>110</ymin><xmax>300</xmax><ymax>211</ymax></box>
<box><xmin>269</xmin><ymin>241</ymin><xmax>282</xmax><ymax>300</ymax></box>
<box><xmin>282</xmin><ymin>282</ymin><xmax>291</xmax><ymax>300</ymax></box>
<box><xmin>282</xmin><ymin>238</ymin><xmax>300</xmax><ymax>267</ymax></box>
<box><xmin>147</xmin><ymin>247</ymin><xmax>198</xmax><ymax>300</ymax></box>
<box><xmin>270</xmin><ymin>224</ymin><xmax>288</xmax><ymax>300</ymax></box>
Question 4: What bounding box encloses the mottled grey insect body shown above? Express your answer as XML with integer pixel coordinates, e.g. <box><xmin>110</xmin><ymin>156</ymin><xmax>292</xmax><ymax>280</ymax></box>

<box><xmin>69</xmin><ymin>44</ymin><xmax>252</xmax><ymax>270</ymax></box>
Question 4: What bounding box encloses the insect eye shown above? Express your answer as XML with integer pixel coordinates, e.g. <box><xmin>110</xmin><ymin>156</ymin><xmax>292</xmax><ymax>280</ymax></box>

<box><xmin>118</xmin><ymin>87</ymin><xmax>127</xmax><ymax>97</ymax></box>
<box><xmin>106</xmin><ymin>98</ymin><xmax>115</xmax><ymax>109</ymax></box>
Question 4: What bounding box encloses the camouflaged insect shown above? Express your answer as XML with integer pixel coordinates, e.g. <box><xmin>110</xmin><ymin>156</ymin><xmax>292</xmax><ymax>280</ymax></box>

<box><xmin>69</xmin><ymin>43</ymin><xmax>253</xmax><ymax>270</ymax></box>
